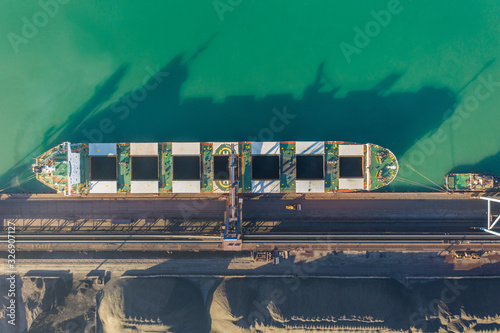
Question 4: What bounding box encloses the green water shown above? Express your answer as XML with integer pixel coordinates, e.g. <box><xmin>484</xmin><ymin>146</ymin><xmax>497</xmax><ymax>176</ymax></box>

<box><xmin>1</xmin><ymin>0</ymin><xmax>500</xmax><ymax>192</ymax></box>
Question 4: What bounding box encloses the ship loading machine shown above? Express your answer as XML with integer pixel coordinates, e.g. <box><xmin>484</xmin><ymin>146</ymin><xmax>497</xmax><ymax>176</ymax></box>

<box><xmin>222</xmin><ymin>144</ymin><xmax>242</xmax><ymax>250</ymax></box>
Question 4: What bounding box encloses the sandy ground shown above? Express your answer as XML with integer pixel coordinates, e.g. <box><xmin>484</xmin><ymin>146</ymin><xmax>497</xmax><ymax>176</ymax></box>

<box><xmin>7</xmin><ymin>250</ymin><xmax>500</xmax><ymax>278</ymax></box>
<box><xmin>3</xmin><ymin>275</ymin><xmax>500</xmax><ymax>332</ymax></box>
<box><xmin>2</xmin><ymin>250</ymin><xmax>500</xmax><ymax>332</ymax></box>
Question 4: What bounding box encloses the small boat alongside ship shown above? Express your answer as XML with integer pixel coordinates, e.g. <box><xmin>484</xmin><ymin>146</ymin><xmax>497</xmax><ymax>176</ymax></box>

<box><xmin>445</xmin><ymin>173</ymin><xmax>500</xmax><ymax>192</ymax></box>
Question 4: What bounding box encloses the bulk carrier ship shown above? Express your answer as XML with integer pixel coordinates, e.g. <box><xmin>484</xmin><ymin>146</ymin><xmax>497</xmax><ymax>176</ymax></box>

<box><xmin>32</xmin><ymin>141</ymin><xmax>398</xmax><ymax>195</ymax></box>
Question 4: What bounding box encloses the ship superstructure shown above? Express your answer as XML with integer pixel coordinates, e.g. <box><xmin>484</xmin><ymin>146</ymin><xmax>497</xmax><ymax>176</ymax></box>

<box><xmin>33</xmin><ymin>141</ymin><xmax>398</xmax><ymax>195</ymax></box>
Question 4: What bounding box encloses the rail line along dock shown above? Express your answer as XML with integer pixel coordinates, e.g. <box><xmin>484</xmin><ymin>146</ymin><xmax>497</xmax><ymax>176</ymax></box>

<box><xmin>33</xmin><ymin>141</ymin><xmax>398</xmax><ymax>195</ymax></box>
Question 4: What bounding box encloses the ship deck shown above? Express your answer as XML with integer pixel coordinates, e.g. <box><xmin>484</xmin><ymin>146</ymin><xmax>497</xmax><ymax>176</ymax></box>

<box><xmin>370</xmin><ymin>144</ymin><xmax>399</xmax><ymax>190</ymax></box>
<box><xmin>447</xmin><ymin>173</ymin><xmax>471</xmax><ymax>191</ymax></box>
<box><xmin>34</xmin><ymin>141</ymin><xmax>398</xmax><ymax>195</ymax></box>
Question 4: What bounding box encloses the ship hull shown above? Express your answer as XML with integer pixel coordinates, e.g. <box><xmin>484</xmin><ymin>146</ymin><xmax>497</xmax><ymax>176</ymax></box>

<box><xmin>445</xmin><ymin>173</ymin><xmax>500</xmax><ymax>192</ymax></box>
<box><xmin>33</xmin><ymin>141</ymin><xmax>398</xmax><ymax>195</ymax></box>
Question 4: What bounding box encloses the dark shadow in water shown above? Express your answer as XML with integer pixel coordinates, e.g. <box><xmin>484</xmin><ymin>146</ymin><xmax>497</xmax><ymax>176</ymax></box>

<box><xmin>457</xmin><ymin>57</ymin><xmax>495</xmax><ymax>94</ymax></box>
<box><xmin>65</xmin><ymin>57</ymin><xmax>456</xmax><ymax>152</ymax></box>
<box><xmin>0</xmin><ymin>65</ymin><xmax>129</xmax><ymax>192</ymax></box>
<box><xmin>442</xmin><ymin>58</ymin><xmax>496</xmax><ymax>173</ymax></box>
<box><xmin>450</xmin><ymin>149</ymin><xmax>500</xmax><ymax>175</ymax></box>
<box><xmin>1</xmin><ymin>39</ymin><xmax>462</xmax><ymax>192</ymax></box>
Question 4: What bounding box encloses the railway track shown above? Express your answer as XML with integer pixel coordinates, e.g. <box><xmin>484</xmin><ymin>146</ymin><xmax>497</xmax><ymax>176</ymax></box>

<box><xmin>7</xmin><ymin>231</ymin><xmax>499</xmax><ymax>244</ymax></box>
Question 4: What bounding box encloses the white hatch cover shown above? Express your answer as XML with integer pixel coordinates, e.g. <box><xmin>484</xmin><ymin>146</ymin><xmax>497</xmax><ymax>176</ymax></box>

<box><xmin>251</xmin><ymin>142</ymin><xmax>280</xmax><ymax>155</ymax></box>
<box><xmin>89</xmin><ymin>143</ymin><xmax>117</xmax><ymax>156</ymax></box>
<box><xmin>295</xmin><ymin>141</ymin><xmax>325</xmax><ymax>155</ymax></box>
<box><xmin>251</xmin><ymin>180</ymin><xmax>280</xmax><ymax>193</ymax></box>
<box><xmin>172</xmin><ymin>143</ymin><xmax>200</xmax><ymax>155</ymax></box>
<box><xmin>172</xmin><ymin>180</ymin><xmax>201</xmax><ymax>193</ymax></box>
<box><xmin>67</xmin><ymin>144</ymin><xmax>81</xmax><ymax>189</ymax></box>
<box><xmin>89</xmin><ymin>181</ymin><xmax>117</xmax><ymax>193</ymax></box>
<box><xmin>130</xmin><ymin>143</ymin><xmax>158</xmax><ymax>156</ymax></box>
<box><xmin>338</xmin><ymin>178</ymin><xmax>365</xmax><ymax>190</ymax></box>
<box><xmin>131</xmin><ymin>180</ymin><xmax>159</xmax><ymax>193</ymax></box>
<box><xmin>296</xmin><ymin>180</ymin><xmax>325</xmax><ymax>193</ymax></box>
<box><xmin>338</xmin><ymin>144</ymin><xmax>365</xmax><ymax>156</ymax></box>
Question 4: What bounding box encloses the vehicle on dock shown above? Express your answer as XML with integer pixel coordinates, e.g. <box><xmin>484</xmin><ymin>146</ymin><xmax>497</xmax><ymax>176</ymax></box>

<box><xmin>445</xmin><ymin>173</ymin><xmax>500</xmax><ymax>192</ymax></box>
<box><xmin>32</xmin><ymin>141</ymin><xmax>398</xmax><ymax>195</ymax></box>
<box><xmin>286</xmin><ymin>204</ymin><xmax>302</xmax><ymax>211</ymax></box>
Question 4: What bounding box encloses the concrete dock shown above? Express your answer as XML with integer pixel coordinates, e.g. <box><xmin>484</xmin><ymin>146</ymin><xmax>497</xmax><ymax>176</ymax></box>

<box><xmin>0</xmin><ymin>192</ymin><xmax>486</xmax><ymax>222</ymax></box>
<box><xmin>1</xmin><ymin>192</ymin><xmax>498</xmax><ymax>252</ymax></box>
